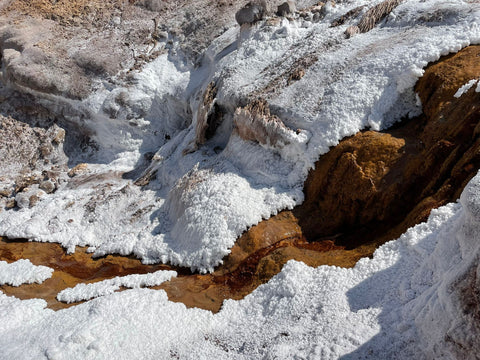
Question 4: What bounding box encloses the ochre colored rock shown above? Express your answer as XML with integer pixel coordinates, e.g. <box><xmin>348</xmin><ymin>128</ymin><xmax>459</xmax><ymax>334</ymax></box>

<box><xmin>297</xmin><ymin>131</ymin><xmax>407</xmax><ymax>240</ymax></box>
<box><xmin>415</xmin><ymin>46</ymin><xmax>480</xmax><ymax>121</ymax></box>
<box><xmin>220</xmin><ymin>211</ymin><xmax>303</xmax><ymax>272</ymax></box>
<box><xmin>292</xmin><ymin>45</ymin><xmax>480</xmax><ymax>248</ymax></box>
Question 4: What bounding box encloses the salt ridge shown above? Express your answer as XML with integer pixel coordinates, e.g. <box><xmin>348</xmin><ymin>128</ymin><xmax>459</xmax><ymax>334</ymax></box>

<box><xmin>0</xmin><ymin>259</ymin><xmax>53</xmax><ymax>287</ymax></box>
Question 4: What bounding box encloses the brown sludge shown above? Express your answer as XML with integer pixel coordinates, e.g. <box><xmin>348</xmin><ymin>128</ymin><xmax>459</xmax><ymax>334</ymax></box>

<box><xmin>1</xmin><ymin>45</ymin><xmax>479</xmax><ymax>313</ymax></box>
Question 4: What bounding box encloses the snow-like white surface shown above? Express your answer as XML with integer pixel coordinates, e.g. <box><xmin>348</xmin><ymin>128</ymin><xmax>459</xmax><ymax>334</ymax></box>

<box><xmin>454</xmin><ymin>79</ymin><xmax>479</xmax><ymax>97</ymax></box>
<box><xmin>1</xmin><ymin>173</ymin><xmax>479</xmax><ymax>359</ymax></box>
<box><xmin>56</xmin><ymin>270</ymin><xmax>177</xmax><ymax>303</ymax></box>
<box><xmin>0</xmin><ymin>289</ymin><xmax>212</xmax><ymax>360</ymax></box>
<box><xmin>0</xmin><ymin>260</ymin><xmax>53</xmax><ymax>286</ymax></box>
<box><xmin>1</xmin><ymin>0</ymin><xmax>479</xmax><ymax>272</ymax></box>
<box><xmin>1</xmin><ymin>2</ymin><xmax>480</xmax><ymax>356</ymax></box>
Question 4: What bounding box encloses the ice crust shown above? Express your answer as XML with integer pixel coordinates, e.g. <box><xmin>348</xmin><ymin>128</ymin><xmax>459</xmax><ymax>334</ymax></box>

<box><xmin>0</xmin><ymin>0</ymin><xmax>479</xmax><ymax>272</ymax></box>
<box><xmin>1</xmin><ymin>173</ymin><xmax>479</xmax><ymax>359</ymax></box>
<box><xmin>56</xmin><ymin>270</ymin><xmax>177</xmax><ymax>303</ymax></box>
<box><xmin>0</xmin><ymin>260</ymin><xmax>53</xmax><ymax>287</ymax></box>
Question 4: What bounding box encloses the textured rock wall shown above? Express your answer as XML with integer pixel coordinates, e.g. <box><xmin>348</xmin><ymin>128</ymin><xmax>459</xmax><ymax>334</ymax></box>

<box><xmin>294</xmin><ymin>45</ymin><xmax>480</xmax><ymax>247</ymax></box>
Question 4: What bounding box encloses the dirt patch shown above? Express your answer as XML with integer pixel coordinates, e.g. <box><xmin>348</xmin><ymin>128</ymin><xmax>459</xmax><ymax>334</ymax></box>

<box><xmin>1</xmin><ymin>0</ymin><xmax>122</xmax><ymax>26</ymax></box>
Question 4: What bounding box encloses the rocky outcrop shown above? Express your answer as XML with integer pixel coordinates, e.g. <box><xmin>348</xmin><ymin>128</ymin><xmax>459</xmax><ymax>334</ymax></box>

<box><xmin>0</xmin><ymin>115</ymin><xmax>68</xmax><ymax>210</ymax></box>
<box><xmin>277</xmin><ymin>1</ymin><xmax>296</xmax><ymax>16</ymax></box>
<box><xmin>234</xmin><ymin>98</ymin><xmax>297</xmax><ymax>149</ymax></box>
<box><xmin>344</xmin><ymin>0</ymin><xmax>403</xmax><ymax>37</ymax></box>
<box><xmin>235</xmin><ymin>1</ymin><xmax>268</xmax><ymax>26</ymax></box>
<box><xmin>295</xmin><ymin>45</ymin><xmax>480</xmax><ymax>247</ymax></box>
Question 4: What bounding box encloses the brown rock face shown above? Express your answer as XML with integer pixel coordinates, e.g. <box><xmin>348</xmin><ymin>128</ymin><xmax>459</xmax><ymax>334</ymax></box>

<box><xmin>295</xmin><ymin>45</ymin><xmax>480</xmax><ymax>248</ymax></box>
<box><xmin>297</xmin><ymin>131</ymin><xmax>407</xmax><ymax>240</ymax></box>
<box><xmin>1</xmin><ymin>46</ymin><xmax>479</xmax><ymax>313</ymax></box>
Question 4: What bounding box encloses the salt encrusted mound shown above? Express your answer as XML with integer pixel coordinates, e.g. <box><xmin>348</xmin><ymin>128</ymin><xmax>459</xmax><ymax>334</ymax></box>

<box><xmin>0</xmin><ymin>1</ymin><xmax>479</xmax><ymax>273</ymax></box>
<box><xmin>0</xmin><ymin>259</ymin><xmax>53</xmax><ymax>286</ymax></box>
<box><xmin>1</xmin><ymin>175</ymin><xmax>479</xmax><ymax>358</ymax></box>
<box><xmin>0</xmin><ymin>1</ymin><xmax>480</xmax><ymax>358</ymax></box>
<box><xmin>410</xmin><ymin>174</ymin><xmax>480</xmax><ymax>359</ymax></box>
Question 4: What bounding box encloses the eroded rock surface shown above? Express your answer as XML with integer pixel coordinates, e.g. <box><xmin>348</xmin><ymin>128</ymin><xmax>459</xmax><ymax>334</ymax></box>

<box><xmin>0</xmin><ymin>0</ymin><xmax>315</xmax><ymax>100</ymax></box>
<box><xmin>294</xmin><ymin>45</ymin><xmax>480</xmax><ymax>247</ymax></box>
<box><xmin>0</xmin><ymin>115</ymin><xmax>68</xmax><ymax>210</ymax></box>
<box><xmin>234</xmin><ymin>98</ymin><xmax>299</xmax><ymax>149</ymax></box>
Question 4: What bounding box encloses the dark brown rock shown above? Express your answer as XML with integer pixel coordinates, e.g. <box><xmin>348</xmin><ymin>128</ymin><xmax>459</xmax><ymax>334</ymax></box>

<box><xmin>277</xmin><ymin>1</ymin><xmax>296</xmax><ymax>16</ymax></box>
<box><xmin>235</xmin><ymin>1</ymin><xmax>267</xmax><ymax>25</ymax></box>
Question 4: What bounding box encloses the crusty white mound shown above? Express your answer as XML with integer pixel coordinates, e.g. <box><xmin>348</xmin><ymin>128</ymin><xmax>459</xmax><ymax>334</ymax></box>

<box><xmin>1</xmin><ymin>0</ymin><xmax>478</xmax><ymax>272</ymax></box>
